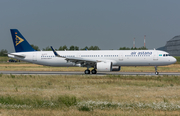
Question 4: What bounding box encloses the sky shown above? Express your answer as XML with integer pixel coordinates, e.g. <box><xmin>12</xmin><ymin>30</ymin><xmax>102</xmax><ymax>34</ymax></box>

<box><xmin>1</xmin><ymin>0</ymin><xmax>180</xmax><ymax>52</ymax></box>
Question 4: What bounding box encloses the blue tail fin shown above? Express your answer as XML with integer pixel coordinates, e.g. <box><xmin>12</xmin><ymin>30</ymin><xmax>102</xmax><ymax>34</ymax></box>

<box><xmin>10</xmin><ymin>29</ymin><xmax>35</xmax><ymax>52</ymax></box>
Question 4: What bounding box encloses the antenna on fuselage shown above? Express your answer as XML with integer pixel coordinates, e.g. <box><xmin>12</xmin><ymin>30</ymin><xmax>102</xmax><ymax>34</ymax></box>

<box><xmin>144</xmin><ymin>35</ymin><xmax>146</xmax><ymax>47</ymax></box>
<box><xmin>133</xmin><ymin>38</ymin><xmax>135</xmax><ymax>48</ymax></box>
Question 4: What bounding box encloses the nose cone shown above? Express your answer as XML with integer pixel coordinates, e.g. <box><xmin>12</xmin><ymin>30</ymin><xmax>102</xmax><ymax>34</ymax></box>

<box><xmin>171</xmin><ymin>57</ymin><xmax>177</xmax><ymax>64</ymax></box>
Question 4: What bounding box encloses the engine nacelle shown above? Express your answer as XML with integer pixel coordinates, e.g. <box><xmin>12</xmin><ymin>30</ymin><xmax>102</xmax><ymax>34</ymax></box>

<box><xmin>96</xmin><ymin>62</ymin><xmax>121</xmax><ymax>72</ymax></box>
<box><xmin>97</xmin><ymin>62</ymin><xmax>112</xmax><ymax>72</ymax></box>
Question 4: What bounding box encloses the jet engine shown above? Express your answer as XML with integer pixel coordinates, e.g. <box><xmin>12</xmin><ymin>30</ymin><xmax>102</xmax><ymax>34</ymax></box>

<box><xmin>96</xmin><ymin>62</ymin><xmax>121</xmax><ymax>72</ymax></box>
<box><xmin>97</xmin><ymin>62</ymin><xmax>112</xmax><ymax>71</ymax></box>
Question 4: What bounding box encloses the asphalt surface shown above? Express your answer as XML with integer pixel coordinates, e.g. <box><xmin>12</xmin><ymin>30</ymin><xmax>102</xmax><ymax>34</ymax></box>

<box><xmin>0</xmin><ymin>71</ymin><xmax>180</xmax><ymax>76</ymax></box>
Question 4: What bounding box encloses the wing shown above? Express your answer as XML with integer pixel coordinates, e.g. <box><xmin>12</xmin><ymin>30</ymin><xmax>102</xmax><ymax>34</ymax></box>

<box><xmin>50</xmin><ymin>46</ymin><xmax>101</xmax><ymax>67</ymax></box>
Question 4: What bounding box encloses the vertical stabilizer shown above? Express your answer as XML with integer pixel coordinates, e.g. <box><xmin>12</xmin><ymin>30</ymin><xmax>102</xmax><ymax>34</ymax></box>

<box><xmin>10</xmin><ymin>29</ymin><xmax>35</xmax><ymax>52</ymax></box>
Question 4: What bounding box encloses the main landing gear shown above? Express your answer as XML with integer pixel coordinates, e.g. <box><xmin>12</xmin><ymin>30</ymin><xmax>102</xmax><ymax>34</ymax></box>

<box><xmin>84</xmin><ymin>69</ymin><xmax>97</xmax><ymax>74</ymax></box>
<box><xmin>155</xmin><ymin>66</ymin><xmax>159</xmax><ymax>75</ymax></box>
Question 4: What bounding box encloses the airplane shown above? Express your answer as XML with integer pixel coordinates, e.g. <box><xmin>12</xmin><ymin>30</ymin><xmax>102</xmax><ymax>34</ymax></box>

<box><xmin>8</xmin><ymin>29</ymin><xmax>177</xmax><ymax>75</ymax></box>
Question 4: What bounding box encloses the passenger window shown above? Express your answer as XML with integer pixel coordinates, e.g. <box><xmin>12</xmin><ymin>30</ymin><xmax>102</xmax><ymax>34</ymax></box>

<box><xmin>163</xmin><ymin>54</ymin><xmax>165</xmax><ymax>57</ymax></box>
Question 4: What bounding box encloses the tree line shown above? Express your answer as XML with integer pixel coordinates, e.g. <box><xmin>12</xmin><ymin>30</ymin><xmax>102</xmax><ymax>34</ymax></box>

<box><xmin>0</xmin><ymin>45</ymin><xmax>148</xmax><ymax>56</ymax></box>
<box><xmin>0</xmin><ymin>49</ymin><xmax>8</xmax><ymax>56</ymax></box>
<box><xmin>119</xmin><ymin>46</ymin><xmax>148</xmax><ymax>50</ymax></box>
<box><xmin>32</xmin><ymin>44</ymin><xmax>147</xmax><ymax>51</ymax></box>
<box><xmin>31</xmin><ymin>45</ymin><xmax>100</xmax><ymax>51</ymax></box>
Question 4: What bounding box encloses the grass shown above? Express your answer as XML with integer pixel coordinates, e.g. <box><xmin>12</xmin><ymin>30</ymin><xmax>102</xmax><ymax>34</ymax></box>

<box><xmin>0</xmin><ymin>56</ymin><xmax>180</xmax><ymax>115</ymax></box>
<box><xmin>0</xmin><ymin>56</ymin><xmax>9</xmax><ymax>62</ymax></box>
<box><xmin>0</xmin><ymin>95</ymin><xmax>77</xmax><ymax>109</ymax></box>
<box><xmin>0</xmin><ymin>74</ymin><xmax>180</xmax><ymax>115</ymax></box>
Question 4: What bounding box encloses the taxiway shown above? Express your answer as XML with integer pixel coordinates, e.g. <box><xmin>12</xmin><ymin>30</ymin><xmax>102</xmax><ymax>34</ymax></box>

<box><xmin>0</xmin><ymin>71</ymin><xmax>180</xmax><ymax>76</ymax></box>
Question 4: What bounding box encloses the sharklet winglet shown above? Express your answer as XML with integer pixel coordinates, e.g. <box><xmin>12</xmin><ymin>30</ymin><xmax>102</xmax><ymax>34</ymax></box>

<box><xmin>50</xmin><ymin>46</ymin><xmax>65</xmax><ymax>58</ymax></box>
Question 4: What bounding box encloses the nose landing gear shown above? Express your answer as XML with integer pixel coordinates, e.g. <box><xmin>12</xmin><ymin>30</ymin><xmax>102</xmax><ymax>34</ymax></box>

<box><xmin>155</xmin><ymin>66</ymin><xmax>159</xmax><ymax>75</ymax></box>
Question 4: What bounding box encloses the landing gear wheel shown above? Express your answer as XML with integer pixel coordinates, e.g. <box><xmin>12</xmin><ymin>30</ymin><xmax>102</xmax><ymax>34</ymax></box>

<box><xmin>154</xmin><ymin>66</ymin><xmax>159</xmax><ymax>75</ymax></box>
<box><xmin>91</xmin><ymin>69</ymin><xmax>97</xmax><ymax>74</ymax></box>
<box><xmin>84</xmin><ymin>70</ymin><xmax>90</xmax><ymax>74</ymax></box>
<box><xmin>155</xmin><ymin>71</ymin><xmax>159</xmax><ymax>75</ymax></box>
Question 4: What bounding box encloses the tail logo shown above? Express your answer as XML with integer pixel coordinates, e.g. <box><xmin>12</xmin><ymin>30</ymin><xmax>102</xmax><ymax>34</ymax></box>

<box><xmin>15</xmin><ymin>35</ymin><xmax>24</xmax><ymax>46</ymax></box>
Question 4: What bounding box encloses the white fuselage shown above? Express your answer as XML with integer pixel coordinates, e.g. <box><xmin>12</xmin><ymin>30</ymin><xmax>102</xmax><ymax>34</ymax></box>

<box><xmin>8</xmin><ymin>50</ymin><xmax>176</xmax><ymax>67</ymax></box>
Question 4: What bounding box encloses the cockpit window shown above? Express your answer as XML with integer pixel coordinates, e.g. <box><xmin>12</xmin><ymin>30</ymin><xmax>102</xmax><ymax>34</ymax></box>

<box><xmin>163</xmin><ymin>54</ymin><xmax>170</xmax><ymax>57</ymax></box>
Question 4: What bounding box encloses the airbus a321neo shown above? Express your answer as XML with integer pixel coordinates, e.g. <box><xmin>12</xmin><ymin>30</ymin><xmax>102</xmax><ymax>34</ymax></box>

<box><xmin>8</xmin><ymin>29</ymin><xmax>177</xmax><ymax>75</ymax></box>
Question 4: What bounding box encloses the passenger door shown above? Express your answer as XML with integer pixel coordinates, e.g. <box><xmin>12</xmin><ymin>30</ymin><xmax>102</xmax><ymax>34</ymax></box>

<box><xmin>153</xmin><ymin>52</ymin><xmax>158</xmax><ymax>60</ymax></box>
<box><xmin>119</xmin><ymin>53</ymin><xmax>123</xmax><ymax>61</ymax></box>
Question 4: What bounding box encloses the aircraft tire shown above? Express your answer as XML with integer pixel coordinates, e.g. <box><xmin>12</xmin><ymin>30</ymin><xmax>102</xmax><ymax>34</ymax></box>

<box><xmin>155</xmin><ymin>71</ymin><xmax>159</xmax><ymax>75</ymax></box>
<box><xmin>84</xmin><ymin>70</ymin><xmax>90</xmax><ymax>74</ymax></box>
<box><xmin>91</xmin><ymin>69</ymin><xmax>97</xmax><ymax>74</ymax></box>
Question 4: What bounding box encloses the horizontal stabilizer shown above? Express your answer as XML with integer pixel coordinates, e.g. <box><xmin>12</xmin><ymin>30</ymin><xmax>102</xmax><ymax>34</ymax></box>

<box><xmin>8</xmin><ymin>53</ymin><xmax>26</xmax><ymax>58</ymax></box>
